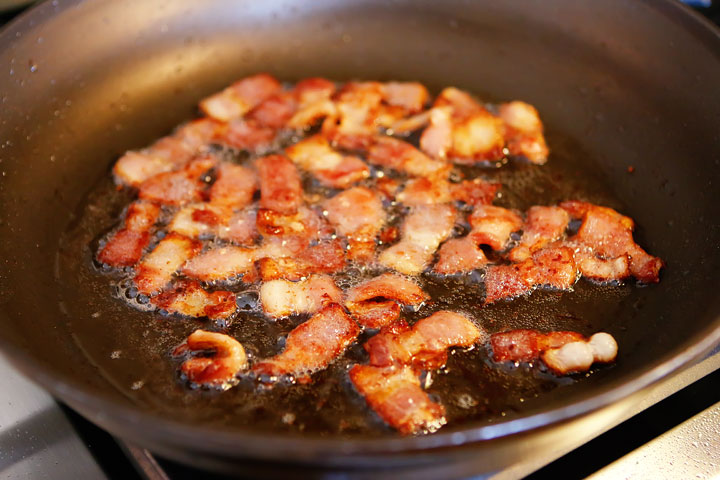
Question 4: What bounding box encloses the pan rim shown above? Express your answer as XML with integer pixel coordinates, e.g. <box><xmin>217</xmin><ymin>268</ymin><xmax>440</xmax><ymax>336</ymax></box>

<box><xmin>1</xmin><ymin>0</ymin><xmax>719</xmax><ymax>462</ymax></box>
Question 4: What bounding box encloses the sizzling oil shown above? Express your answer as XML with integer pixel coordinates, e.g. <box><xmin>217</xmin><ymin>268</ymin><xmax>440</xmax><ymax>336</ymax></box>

<box><xmin>56</xmin><ymin>124</ymin><xmax>638</xmax><ymax>437</ymax></box>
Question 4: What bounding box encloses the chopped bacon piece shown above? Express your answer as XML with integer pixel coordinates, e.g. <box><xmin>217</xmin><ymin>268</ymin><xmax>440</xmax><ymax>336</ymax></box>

<box><xmin>151</xmin><ymin>280</ymin><xmax>236</xmax><ymax>320</ymax></box>
<box><xmin>218</xmin><ymin>209</ymin><xmax>258</xmax><ymax>245</ymax></box>
<box><xmin>253</xmin><ymin>304</ymin><xmax>359</xmax><ymax>380</ymax></box>
<box><xmin>419</xmin><ymin>106</ymin><xmax>453</xmax><ymax>159</ymax></box>
<box><xmin>256</xmin><ymin>154</ymin><xmax>303</xmax><ymax>215</ymax></box>
<box><xmin>434</xmin><ymin>87</ymin><xmax>486</xmax><ymax>119</ymax></box>
<box><xmin>247</xmin><ymin>92</ymin><xmax>296</xmax><ymax>129</ymax></box>
<box><xmin>364</xmin><ymin>311</ymin><xmax>482</xmax><ymax>369</ymax></box>
<box><xmin>347</xmin><ymin>301</ymin><xmax>402</xmax><ymax>329</ymax></box>
<box><xmin>98</xmin><ymin>201</ymin><xmax>160</xmax><ymax>267</ymax></box>
<box><xmin>323</xmin><ymin>187</ymin><xmax>385</xmax><ymax>261</ymax></box>
<box><xmin>499</xmin><ymin>101</ymin><xmax>549</xmax><ymax>165</ymax></box>
<box><xmin>259</xmin><ymin>275</ymin><xmax>342</xmax><ymax>318</ymax></box>
<box><xmin>346</xmin><ymin>273</ymin><xmax>428</xmax><ymax>305</ymax></box>
<box><xmin>381</xmin><ymin>82</ymin><xmax>429</xmax><ymax>114</ymax></box>
<box><xmin>138</xmin><ymin>156</ymin><xmax>216</xmax><ymax>206</ymax></box>
<box><xmin>168</xmin><ymin>203</ymin><xmax>231</xmax><ymax>240</ymax></box>
<box><xmin>433</xmin><ymin>236</ymin><xmax>488</xmax><ymax>274</ymax></box>
<box><xmin>468</xmin><ymin>205</ymin><xmax>523</xmax><ymax>251</ymax></box>
<box><xmin>490</xmin><ymin>329</ymin><xmax>584</xmax><ymax>363</ymax></box>
<box><xmin>176</xmin><ymin>330</ymin><xmax>247</xmax><ymax>389</ymax></box>
<box><xmin>397</xmin><ymin>177</ymin><xmax>452</xmax><ymax>206</ymax></box>
<box><xmin>134</xmin><ymin>233</ymin><xmax>201</xmax><ymax>295</ymax></box>
<box><xmin>255</xmin><ymin>206</ymin><xmax>329</xmax><ymax>244</ymax></box>
<box><xmin>257</xmin><ymin>240</ymin><xmax>346</xmax><ymax>281</ymax></box>
<box><xmin>284</xmin><ymin>78</ymin><xmax>337</xmax><ymax>130</ymax></box>
<box><xmin>349</xmin><ymin>364</ymin><xmax>446</xmax><ymax>435</ymax></box>
<box><xmin>367</xmin><ymin>137</ymin><xmax>447</xmax><ymax>177</ymax></box>
<box><xmin>285</xmin><ymin>135</ymin><xmax>369</xmax><ymax>188</ymax></box>
<box><xmin>209</xmin><ymin>162</ymin><xmax>257</xmax><ymax>208</ymax></box>
<box><xmin>542</xmin><ymin>332</ymin><xmax>619</xmax><ymax>374</ymax></box>
<box><xmin>509</xmin><ymin>206</ymin><xmax>570</xmax><ymax>262</ymax></box>
<box><xmin>199</xmin><ymin>73</ymin><xmax>282</xmax><ymax>122</ymax></box>
<box><xmin>449</xmin><ymin>111</ymin><xmax>506</xmax><ymax>164</ymax></box>
<box><xmin>213</xmin><ymin>119</ymin><xmax>277</xmax><ymax>151</ymax></box>
<box><xmin>483</xmin><ymin>245</ymin><xmax>578</xmax><ymax>304</ymax></box>
<box><xmin>182</xmin><ymin>246</ymin><xmax>256</xmax><ymax>283</ymax></box>
<box><xmin>322</xmin><ymin>82</ymin><xmax>384</xmax><ymax>150</ymax></box>
<box><xmin>379</xmin><ymin>204</ymin><xmax>456</xmax><ymax>275</ymax></box>
<box><xmin>573</xmin><ymin>247</ymin><xmax>630</xmax><ymax>282</ymax></box>
<box><xmin>113</xmin><ymin>151</ymin><xmax>177</xmax><ymax>188</ymax></box>
<box><xmin>560</xmin><ymin>201</ymin><xmax>663</xmax><ymax>283</ymax></box>
<box><xmin>450</xmin><ymin>178</ymin><xmax>501</xmax><ymax>206</ymax></box>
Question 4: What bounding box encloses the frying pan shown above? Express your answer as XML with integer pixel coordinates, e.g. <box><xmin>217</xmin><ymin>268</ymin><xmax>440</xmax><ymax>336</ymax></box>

<box><xmin>0</xmin><ymin>0</ymin><xmax>719</xmax><ymax>477</ymax></box>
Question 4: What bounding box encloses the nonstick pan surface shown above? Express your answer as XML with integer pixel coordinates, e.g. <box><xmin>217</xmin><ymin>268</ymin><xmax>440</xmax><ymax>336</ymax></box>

<box><xmin>0</xmin><ymin>0</ymin><xmax>719</xmax><ymax>474</ymax></box>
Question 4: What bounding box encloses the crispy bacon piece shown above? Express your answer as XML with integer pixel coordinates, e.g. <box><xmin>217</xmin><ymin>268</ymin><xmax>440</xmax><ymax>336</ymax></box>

<box><xmin>209</xmin><ymin>162</ymin><xmax>257</xmax><ymax>208</ymax></box>
<box><xmin>397</xmin><ymin>177</ymin><xmax>452</xmax><ymax>206</ymax></box>
<box><xmin>257</xmin><ymin>240</ymin><xmax>346</xmax><ymax>281</ymax></box>
<box><xmin>285</xmin><ymin>135</ymin><xmax>369</xmax><ymax>188</ymax></box>
<box><xmin>137</xmin><ymin>156</ymin><xmax>216</xmax><ymax>206</ymax></box>
<box><xmin>151</xmin><ymin>280</ymin><xmax>236</xmax><ymax>320</ymax></box>
<box><xmin>420</xmin><ymin>88</ymin><xmax>505</xmax><ymax>163</ymax></box>
<box><xmin>255</xmin><ymin>206</ymin><xmax>330</xmax><ymax>246</ymax></box>
<box><xmin>560</xmin><ymin>201</ymin><xmax>663</xmax><ymax>283</ymax></box>
<box><xmin>134</xmin><ymin>233</ymin><xmax>201</xmax><ymax>295</ymax></box>
<box><xmin>259</xmin><ymin>275</ymin><xmax>342</xmax><ymax>318</ymax></box>
<box><xmin>349</xmin><ymin>364</ymin><xmax>446</xmax><ymax>435</ymax></box>
<box><xmin>433</xmin><ymin>236</ymin><xmax>488</xmax><ymax>274</ymax></box>
<box><xmin>367</xmin><ymin>137</ymin><xmax>447</xmax><ymax>177</ymax></box>
<box><xmin>252</xmin><ymin>304</ymin><xmax>359</xmax><ymax>380</ymax></box>
<box><xmin>468</xmin><ymin>205</ymin><xmax>523</xmax><ymax>251</ymax></box>
<box><xmin>499</xmin><ymin>101</ymin><xmax>549</xmax><ymax>165</ymax></box>
<box><xmin>247</xmin><ymin>92</ymin><xmax>296</xmax><ymax>129</ymax></box>
<box><xmin>346</xmin><ymin>273</ymin><xmax>428</xmax><ymax>305</ymax></box>
<box><xmin>199</xmin><ymin>73</ymin><xmax>282</xmax><ymax>122</ymax></box>
<box><xmin>573</xmin><ymin>248</ymin><xmax>631</xmax><ymax>282</ymax></box>
<box><xmin>182</xmin><ymin>246</ymin><xmax>256</xmax><ymax>283</ymax></box>
<box><xmin>483</xmin><ymin>245</ymin><xmax>578</xmax><ymax>304</ymax></box>
<box><xmin>322</xmin><ymin>82</ymin><xmax>384</xmax><ymax>150</ymax></box>
<box><xmin>286</xmin><ymin>78</ymin><xmax>337</xmax><ymax>129</ymax></box>
<box><xmin>113</xmin><ymin>118</ymin><xmax>220</xmax><ymax>186</ymax></box>
<box><xmin>379</xmin><ymin>204</ymin><xmax>456</xmax><ymax>275</ymax></box>
<box><xmin>491</xmin><ymin>329</ymin><xmax>618</xmax><ymax>375</ymax></box>
<box><xmin>364</xmin><ymin>311</ymin><xmax>482</xmax><ymax>369</ymax></box>
<box><xmin>213</xmin><ymin>119</ymin><xmax>277</xmax><ymax>151</ymax></box>
<box><xmin>346</xmin><ymin>301</ymin><xmax>402</xmax><ymax>329</ymax></box>
<box><xmin>256</xmin><ymin>154</ymin><xmax>303</xmax><ymax>215</ymax></box>
<box><xmin>490</xmin><ymin>329</ymin><xmax>584</xmax><ymax>363</ymax></box>
<box><xmin>168</xmin><ymin>204</ymin><xmax>258</xmax><ymax>246</ymax></box>
<box><xmin>98</xmin><ymin>201</ymin><xmax>160</xmax><ymax>267</ymax></box>
<box><xmin>175</xmin><ymin>330</ymin><xmax>248</xmax><ymax>389</ymax></box>
<box><xmin>324</xmin><ymin>187</ymin><xmax>385</xmax><ymax>261</ymax></box>
<box><xmin>509</xmin><ymin>206</ymin><xmax>570</xmax><ymax>262</ymax></box>
<box><xmin>381</xmin><ymin>82</ymin><xmax>429</xmax><ymax>114</ymax></box>
<box><xmin>450</xmin><ymin>178</ymin><xmax>501</xmax><ymax>206</ymax></box>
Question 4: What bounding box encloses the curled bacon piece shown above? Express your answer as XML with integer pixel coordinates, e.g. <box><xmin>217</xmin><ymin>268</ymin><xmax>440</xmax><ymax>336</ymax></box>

<box><xmin>345</xmin><ymin>273</ymin><xmax>428</xmax><ymax>328</ymax></box>
<box><xmin>256</xmin><ymin>154</ymin><xmax>303</xmax><ymax>215</ymax></box>
<box><xmin>286</xmin><ymin>77</ymin><xmax>337</xmax><ymax>129</ymax></box>
<box><xmin>257</xmin><ymin>239</ymin><xmax>346</xmax><ymax>281</ymax></box>
<box><xmin>484</xmin><ymin>245</ymin><xmax>578</xmax><ymax>304</ymax></box>
<box><xmin>285</xmin><ymin>134</ymin><xmax>369</xmax><ymax>188</ymax></box>
<box><xmin>349</xmin><ymin>364</ymin><xmax>446</xmax><ymax>435</ymax></box>
<box><xmin>134</xmin><ymin>233</ymin><xmax>201</xmax><ymax>295</ymax></box>
<box><xmin>253</xmin><ymin>304</ymin><xmax>359</xmax><ymax>381</ymax></box>
<box><xmin>433</xmin><ymin>236</ymin><xmax>488</xmax><ymax>275</ymax></box>
<box><xmin>450</xmin><ymin>178</ymin><xmax>501</xmax><ymax>206</ymax></box>
<box><xmin>98</xmin><ymin>201</ymin><xmax>160</xmax><ymax>267</ymax></box>
<box><xmin>182</xmin><ymin>246</ymin><xmax>256</xmax><ymax>283</ymax></box>
<box><xmin>560</xmin><ymin>201</ymin><xmax>663</xmax><ymax>283</ymax></box>
<box><xmin>259</xmin><ymin>275</ymin><xmax>342</xmax><ymax>318</ymax></box>
<box><xmin>367</xmin><ymin>137</ymin><xmax>447</xmax><ymax>177</ymax></box>
<box><xmin>508</xmin><ymin>206</ymin><xmax>570</xmax><ymax>262</ymax></box>
<box><xmin>365</xmin><ymin>311</ymin><xmax>483</xmax><ymax>369</ymax></box>
<box><xmin>324</xmin><ymin>187</ymin><xmax>385</xmax><ymax>261</ymax></box>
<box><xmin>379</xmin><ymin>204</ymin><xmax>456</xmax><ymax>275</ymax></box>
<box><xmin>468</xmin><ymin>205</ymin><xmax>523</xmax><ymax>251</ymax></box>
<box><xmin>138</xmin><ymin>156</ymin><xmax>217</xmax><ymax>206</ymax></box>
<box><xmin>499</xmin><ymin>101</ymin><xmax>549</xmax><ymax>165</ymax></box>
<box><xmin>491</xmin><ymin>329</ymin><xmax>618</xmax><ymax>375</ymax></box>
<box><xmin>199</xmin><ymin>73</ymin><xmax>282</xmax><ymax>122</ymax></box>
<box><xmin>113</xmin><ymin>118</ymin><xmax>219</xmax><ymax>186</ymax></box>
<box><xmin>175</xmin><ymin>330</ymin><xmax>248</xmax><ymax>389</ymax></box>
<box><xmin>151</xmin><ymin>280</ymin><xmax>236</xmax><ymax>320</ymax></box>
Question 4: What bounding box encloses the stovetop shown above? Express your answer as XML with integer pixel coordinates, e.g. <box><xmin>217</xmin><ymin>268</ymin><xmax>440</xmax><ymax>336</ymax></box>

<box><xmin>1</xmin><ymin>1</ymin><xmax>719</xmax><ymax>479</ymax></box>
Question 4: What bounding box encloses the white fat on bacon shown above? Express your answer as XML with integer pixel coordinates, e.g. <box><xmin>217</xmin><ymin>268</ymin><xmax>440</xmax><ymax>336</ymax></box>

<box><xmin>498</xmin><ymin>101</ymin><xmax>549</xmax><ymax>165</ymax></box>
<box><xmin>199</xmin><ymin>73</ymin><xmax>282</xmax><ymax>122</ymax></box>
<box><xmin>137</xmin><ymin>156</ymin><xmax>217</xmax><ymax>206</ymax></box>
<box><xmin>379</xmin><ymin>204</ymin><xmax>456</xmax><ymax>275</ymax></box>
<box><xmin>433</xmin><ymin>236</ymin><xmax>488</xmax><ymax>275</ymax></box>
<box><xmin>468</xmin><ymin>205</ymin><xmax>523</xmax><ymax>251</ymax></box>
<box><xmin>285</xmin><ymin>134</ymin><xmax>369</xmax><ymax>188</ymax></box>
<box><xmin>260</xmin><ymin>275</ymin><xmax>342</xmax><ymax>318</ymax></box>
<box><xmin>151</xmin><ymin>280</ymin><xmax>236</xmax><ymax>321</ymax></box>
<box><xmin>98</xmin><ymin>201</ymin><xmax>160</xmax><ymax>267</ymax></box>
<box><xmin>182</xmin><ymin>246</ymin><xmax>256</xmax><ymax>283</ymax></box>
<box><xmin>509</xmin><ymin>206</ymin><xmax>570</xmax><ymax>262</ymax></box>
<box><xmin>324</xmin><ymin>187</ymin><xmax>385</xmax><ymax>261</ymax></box>
<box><xmin>367</xmin><ymin>136</ymin><xmax>447</xmax><ymax>177</ymax></box>
<box><xmin>542</xmin><ymin>332</ymin><xmax>618</xmax><ymax>375</ymax></box>
<box><xmin>134</xmin><ymin>233</ymin><xmax>201</xmax><ymax>295</ymax></box>
<box><xmin>345</xmin><ymin>273</ymin><xmax>428</xmax><ymax>328</ymax></box>
<box><xmin>396</xmin><ymin>177</ymin><xmax>452</xmax><ymax>206</ymax></box>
